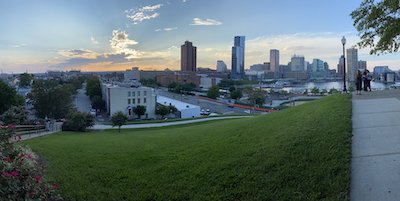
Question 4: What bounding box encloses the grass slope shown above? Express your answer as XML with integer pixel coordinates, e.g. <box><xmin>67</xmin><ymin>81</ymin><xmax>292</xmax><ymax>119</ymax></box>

<box><xmin>25</xmin><ymin>95</ymin><xmax>352</xmax><ymax>201</ymax></box>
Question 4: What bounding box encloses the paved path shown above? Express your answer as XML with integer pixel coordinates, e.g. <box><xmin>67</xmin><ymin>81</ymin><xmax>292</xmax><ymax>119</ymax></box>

<box><xmin>74</xmin><ymin>88</ymin><xmax>91</xmax><ymax>113</ymax></box>
<box><xmin>91</xmin><ymin>116</ymin><xmax>253</xmax><ymax>130</ymax></box>
<box><xmin>351</xmin><ymin>89</ymin><xmax>400</xmax><ymax>201</ymax></box>
<box><xmin>17</xmin><ymin>130</ymin><xmax>61</xmax><ymax>141</ymax></box>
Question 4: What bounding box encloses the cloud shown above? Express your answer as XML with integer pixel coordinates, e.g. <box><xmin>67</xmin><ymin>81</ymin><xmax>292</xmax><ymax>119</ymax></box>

<box><xmin>53</xmin><ymin>29</ymin><xmax>181</xmax><ymax>69</ymax></box>
<box><xmin>11</xmin><ymin>43</ymin><xmax>27</xmax><ymax>48</ymax></box>
<box><xmin>91</xmin><ymin>36</ymin><xmax>99</xmax><ymax>44</ymax></box>
<box><xmin>155</xmin><ymin>27</ymin><xmax>178</xmax><ymax>32</ymax></box>
<box><xmin>125</xmin><ymin>4</ymin><xmax>163</xmax><ymax>24</ymax></box>
<box><xmin>182</xmin><ymin>0</ymin><xmax>189</xmax><ymax>2</ymax></box>
<box><xmin>109</xmin><ymin>30</ymin><xmax>141</xmax><ymax>59</ymax></box>
<box><xmin>190</xmin><ymin>18</ymin><xmax>222</xmax><ymax>26</ymax></box>
<box><xmin>57</xmin><ymin>49</ymin><xmax>98</xmax><ymax>59</ymax></box>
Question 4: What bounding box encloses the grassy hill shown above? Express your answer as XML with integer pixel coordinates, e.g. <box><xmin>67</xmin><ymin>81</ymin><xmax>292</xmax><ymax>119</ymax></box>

<box><xmin>24</xmin><ymin>94</ymin><xmax>352</xmax><ymax>201</ymax></box>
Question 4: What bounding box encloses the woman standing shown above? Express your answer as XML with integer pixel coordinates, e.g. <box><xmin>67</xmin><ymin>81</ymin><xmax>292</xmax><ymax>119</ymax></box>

<box><xmin>356</xmin><ymin>70</ymin><xmax>362</xmax><ymax>95</ymax></box>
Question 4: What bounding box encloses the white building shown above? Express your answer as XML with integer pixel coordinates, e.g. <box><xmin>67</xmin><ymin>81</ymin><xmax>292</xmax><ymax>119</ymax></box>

<box><xmin>199</xmin><ymin>74</ymin><xmax>222</xmax><ymax>90</ymax></box>
<box><xmin>101</xmin><ymin>81</ymin><xmax>156</xmax><ymax>119</ymax></box>
<box><xmin>157</xmin><ymin>95</ymin><xmax>201</xmax><ymax>119</ymax></box>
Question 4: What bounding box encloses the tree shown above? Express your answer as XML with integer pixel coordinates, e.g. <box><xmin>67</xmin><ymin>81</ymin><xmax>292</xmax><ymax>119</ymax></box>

<box><xmin>139</xmin><ymin>79</ymin><xmax>159</xmax><ymax>88</ymax></box>
<box><xmin>229</xmin><ymin>86</ymin><xmax>236</xmax><ymax>93</ymax></box>
<box><xmin>230</xmin><ymin>89</ymin><xmax>242</xmax><ymax>100</ymax></box>
<box><xmin>91</xmin><ymin>95</ymin><xmax>105</xmax><ymax>111</ymax></box>
<box><xmin>62</xmin><ymin>111</ymin><xmax>94</xmax><ymax>132</ymax></box>
<box><xmin>181</xmin><ymin>83</ymin><xmax>196</xmax><ymax>92</ymax></box>
<box><xmin>248</xmin><ymin>89</ymin><xmax>265</xmax><ymax>106</ymax></box>
<box><xmin>351</xmin><ymin>0</ymin><xmax>400</xmax><ymax>54</ymax></box>
<box><xmin>207</xmin><ymin>86</ymin><xmax>220</xmax><ymax>99</ymax></box>
<box><xmin>0</xmin><ymin>80</ymin><xmax>24</xmax><ymax>114</ymax></box>
<box><xmin>111</xmin><ymin>111</ymin><xmax>128</xmax><ymax>132</ymax></box>
<box><xmin>133</xmin><ymin>105</ymin><xmax>146</xmax><ymax>119</ymax></box>
<box><xmin>311</xmin><ymin>87</ymin><xmax>320</xmax><ymax>95</ymax></box>
<box><xmin>19</xmin><ymin>73</ymin><xmax>33</xmax><ymax>87</ymax></box>
<box><xmin>156</xmin><ymin>105</ymin><xmax>176</xmax><ymax>119</ymax></box>
<box><xmin>156</xmin><ymin>105</ymin><xmax>170</xmax><ymax>118</ymax></box>
<box><xmin>86</xmin><ymin>76</ymin><xmax>102</xmax><ymax>99</ymax></box>
<box><xmin>1</xmin><ymin>106</ymin><xmax>27</xmax><ymax>125</ymax></box>
<box><xmin>30</xmin><ymin>79</ymin><xmax>73</xmax><ymax>119</ymax></box>
<box><xmin>329</xmin><ymin>88</ymin><xmax>339</xmax><ymax>94</ymax></box>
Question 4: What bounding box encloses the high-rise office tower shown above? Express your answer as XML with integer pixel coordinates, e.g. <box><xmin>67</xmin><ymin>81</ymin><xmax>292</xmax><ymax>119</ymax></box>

<box><xmin>337</xmin><ymin>55</ymin><xmax>345</xmax><ymax>77</ymax></box>
<box><xmin>346</xmin><ymin>48</ymin><xmax>358</xmax><ymax>82</ymax></box>
<box><xmin>290</xmin><ymin>55</ymin><xmax>305</xmax><ymax>72</ymax></box>
<box><xmin>312</xmin><ymin>59</ymin><xmax>324</xmax><ymax>72</ymax></box>
<box><xmin>270</xmin><ymin>49</ymin><xmax>279</xmax><ymax>77</ymax></box>
<box><xmin>231</xmin><ymin>36</ymin><xmax>245</xmax><ymax>79</ymax></box>
<box><xmin>181</xmin><ymin>41</ymin><xmax>197</xmax><ymax>72</ymax></box>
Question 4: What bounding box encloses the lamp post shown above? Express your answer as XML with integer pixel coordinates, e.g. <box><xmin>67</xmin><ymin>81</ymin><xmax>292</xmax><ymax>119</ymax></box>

<box><xmin>341</xmin><ymin>36</ymin><xmax>347</xmax><ymax>92</ymax></box>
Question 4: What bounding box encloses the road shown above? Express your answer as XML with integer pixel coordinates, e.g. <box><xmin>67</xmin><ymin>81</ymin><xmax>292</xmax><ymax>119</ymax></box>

<box><xmin>91</xmin><ymin>116</ymin><xmax>254</xmax><ymax>130</ymax></box>
<box><xmin>155</xmin><ymin>88</ymin><xmax>263</xmax><ymax>115</ymax></box>
<box><xmin>74</xmin><ymin>88</ymin><xmax>92</xmax><ymax>113</ymax></box>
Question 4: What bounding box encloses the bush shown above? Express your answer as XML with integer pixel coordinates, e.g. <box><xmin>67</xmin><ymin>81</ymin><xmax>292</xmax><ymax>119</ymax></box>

<box><xmin>0</xmin><ymin>124</ymin><xmax>61</xmax><ymax>200</ymax></box>
<box><xmin>62</xmin><ymin>111</ymin><xmax>95</xmax><ymax>132</ymax></box>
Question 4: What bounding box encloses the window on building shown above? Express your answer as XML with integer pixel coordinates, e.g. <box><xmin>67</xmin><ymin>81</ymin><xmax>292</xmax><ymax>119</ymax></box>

<box><xmin>138</xmin><ymin>91</ymin><xmax>141</xmax><ymax>96</ymax></box>
<box><xmin>132</xmin><ymin>98</ymin><xmax>135</xmax><ymax>104</ymax></box>
<box><xmin>144</xmin><ymin>98</ymin><xmax>146</xmax><ymax>103</ymax></box>
<box><xmin>128</xmin><ymin>109</ymin><xmax>131</xmax><ymax>116</ymax></box>
<box><xmin>138</xmin><ymin>98</ymin><xmax>140</xmax><ymax>104</ymax></box>
<box><xmin>128</xmin><ymin>99</ymin><xmax>131</xmax><ymax>104</ymax></box>
<box><xmin>144</xmin><ymin>91</ymin><xmax>147</xmax><ymax>96</ymax></box>
<box><xmin>128</xmin><ymin>92</ymin><xmax>131</xmax><ymax>97</ymax></box>
<box><xmin>132</xmin><ymin>91</ymin><xmax>135</xmax><ymax>96</ymax></box>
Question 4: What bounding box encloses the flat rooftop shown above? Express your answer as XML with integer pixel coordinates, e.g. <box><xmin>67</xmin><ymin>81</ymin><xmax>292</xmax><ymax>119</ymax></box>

<box><xmin>157</xmin><ymin>95</ymin><xmax>200</xmax><ymax>110</ymax></box>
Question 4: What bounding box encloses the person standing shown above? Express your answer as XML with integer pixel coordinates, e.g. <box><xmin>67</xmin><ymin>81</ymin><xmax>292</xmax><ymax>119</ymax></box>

<box><xmin>363</xmin><ymin>70</ymin><xmax>368</xmax><ymax>91</ymax></box>
<box><xmin>356</xmin><ymin>70</ymin><xmax>363</xmax><ymax>95</ymax></box>
<box><xmin>366</xmin><ymin>70</ymin><xmax>372</xmax><ymax>91</ymax></box>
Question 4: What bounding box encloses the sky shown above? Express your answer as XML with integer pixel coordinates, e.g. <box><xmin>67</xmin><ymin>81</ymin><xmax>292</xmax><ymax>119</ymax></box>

<box><xmin>0</xmin><ymin>0</ymin><xmax>399</xmax><ymax>73</ymax></box>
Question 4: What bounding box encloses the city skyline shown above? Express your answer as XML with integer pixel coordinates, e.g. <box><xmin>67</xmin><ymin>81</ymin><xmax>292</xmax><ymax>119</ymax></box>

<box><xmin>1</xmin><ymin>0</ymin><xmax>399</xmax><ymax>73</ymax></box>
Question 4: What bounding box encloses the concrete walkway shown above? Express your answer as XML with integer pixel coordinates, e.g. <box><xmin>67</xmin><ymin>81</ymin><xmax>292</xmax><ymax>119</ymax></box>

<box><xmin>91</xmin><ymin>116</ymin><xmax>253</xmax><ymax>130</ymax></box>
<box><xmin>351</xmin><ymin>89</ymin><xmax>400</xmax><ymax>201</ymax></box>
<box><xmin>17</xmin><ymin>130</ymin><xmax>61</xmax><ymax>141</ymax></box>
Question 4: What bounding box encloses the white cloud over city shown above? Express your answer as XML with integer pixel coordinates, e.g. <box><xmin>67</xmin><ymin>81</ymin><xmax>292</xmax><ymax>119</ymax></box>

<box><xmin>190</xmin><ymin>18</ymin><xmax>222</xmax><ymax>26</ymax></box>
<box><xmin>155</xmin><ymin>27</ymin><xmax>178</xmax><ymax>32</ymax></box>
<box><xmin>125</xmin><ymin>4</ymin><xmax>163</xmax><ymax>24</ymax></box>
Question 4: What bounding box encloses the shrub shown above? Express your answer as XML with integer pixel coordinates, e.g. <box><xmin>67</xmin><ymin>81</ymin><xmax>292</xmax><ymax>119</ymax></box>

<box><xmin>0</xmin><ymin>124</ymin><xmax>61</xmax><ymax>200</ymax></box>
<box><xmin>62</xmin><ymin>111</ymin><xmax>95</xmax><ymax>132</ymax></box>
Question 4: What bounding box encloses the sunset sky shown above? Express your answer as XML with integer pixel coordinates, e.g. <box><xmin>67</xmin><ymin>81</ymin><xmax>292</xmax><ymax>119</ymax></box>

<box><xmin>0</xmin><ymin>0</ymin><xmax>399</xmax><ymax>73</ymax></box>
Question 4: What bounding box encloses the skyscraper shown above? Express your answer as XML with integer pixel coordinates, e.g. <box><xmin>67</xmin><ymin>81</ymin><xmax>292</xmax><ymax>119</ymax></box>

<box><xmin>290</xmin><ymin>55</ymin><xmax>305</xmax><ymax>72</ymax></box>
<box><xmin>270</xmin><ymin>49</ymin><xmax>279</xmax><ymax>77</ymax></box>
<box><xmin>231</xmin><ymin>36</ymin><xmax>245</xmax><ymax>79</ymax></box>
<box><xmin>311</xmin><ymin>59</ymin><xmax>324</xmax><ymax>72</ymax></box>
<box><xmin>346</xmin><ymin>48</ymin><xmax>358</xmax><ymax>82</ymax></box>
<box><xmin>337</xmin><ymin>55</ymin><xmax>345</xmax><ymax>77</ymax></box>
<box><xmin>181</xmin><ymin>41</ymin><xmax>197</xmax><ymax>72</ymax></box>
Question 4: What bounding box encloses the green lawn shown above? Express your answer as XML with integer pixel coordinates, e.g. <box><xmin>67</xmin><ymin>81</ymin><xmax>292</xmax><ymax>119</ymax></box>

<box><xmin>24</xmin><ymin>94</ymin><xmax>352</xmax><ymax>201</ymax></box>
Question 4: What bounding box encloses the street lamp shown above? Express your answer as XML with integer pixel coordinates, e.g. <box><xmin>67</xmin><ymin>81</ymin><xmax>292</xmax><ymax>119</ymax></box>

<box><xmin>341</xmin><ymin>36</ymin><xmax>347</xmax><ymax>92</ymax></box>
